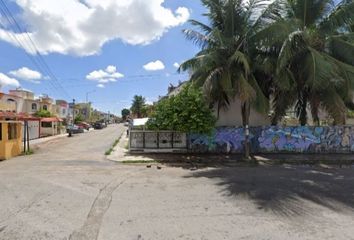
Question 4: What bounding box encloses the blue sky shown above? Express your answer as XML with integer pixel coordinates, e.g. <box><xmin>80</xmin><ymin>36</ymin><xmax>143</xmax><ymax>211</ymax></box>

<box><xmin>0</xmin><ymin>0</ymin><xmax>206</xmax><ymax>115</ymax></box>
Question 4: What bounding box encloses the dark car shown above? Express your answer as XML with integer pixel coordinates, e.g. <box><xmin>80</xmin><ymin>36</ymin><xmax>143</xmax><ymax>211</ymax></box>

<box><xmin>66</xmin><ymin>125</ymin><xmax>84</xmax><ymax>134</ymax></box>
<box><xmin>93</xmin><ymin>122</ymin><xmax>104</xmax><ymax>129</ymax></box>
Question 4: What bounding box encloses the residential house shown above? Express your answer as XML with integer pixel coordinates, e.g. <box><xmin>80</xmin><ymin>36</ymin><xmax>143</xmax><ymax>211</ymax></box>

<box><xmin>55</xmin><ymin>100</ymin><xmax>69</xmax><ymax>121</ymax></box>
<box><xmin>40</xmin><ymin>117</ymin><xmax>64</xmax><ymax>137</ymax></box>
<box><xmin>8</xmin><ymin>89</ymin><xmax>56</xmax><ymax>116</ymax></box>
<box><xmin>0</xmin><ymin>91</ymin><xmax>24</xmax><ymax>113</ymax></box>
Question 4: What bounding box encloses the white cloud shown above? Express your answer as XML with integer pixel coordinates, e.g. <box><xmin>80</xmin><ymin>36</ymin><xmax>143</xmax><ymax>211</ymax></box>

<box><xmin>9</xmin><ymin>67</ymin><xmax>42</xmax><ymax>83</ymax></box>
<box><xmin>0</xmin><ymin>0</ymin><xmax>190</xmax><ymax>56</ymax></box>
<box><xmin>173</xmin><ymin>62</ymin><xmax>180</xmax><ymax>68</ymax></box>
<box><xmin>143</xmin><ymin>60</ymin><xmax>165</xmax><ymax>71</ymax></box>
<box><xmin>0</xmin><ymin>73</ymin><xmax>20</xmax><ymax>88</ymax></box>
<box><xmin>86</xmin><ymin>65</ymin><xmax>124</xmax><ymax>83</ymax></box>
<box><xmin>97</xmin><ymin>84</ymin><xmax>105</xmax><ymax>88</ymax></box>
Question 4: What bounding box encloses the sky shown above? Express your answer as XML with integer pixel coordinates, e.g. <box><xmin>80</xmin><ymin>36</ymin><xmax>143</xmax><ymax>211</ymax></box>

<box><xmin>0</xmin><ymin>0</ymin><xmax>207</xmax><ymax>115</ymax></box>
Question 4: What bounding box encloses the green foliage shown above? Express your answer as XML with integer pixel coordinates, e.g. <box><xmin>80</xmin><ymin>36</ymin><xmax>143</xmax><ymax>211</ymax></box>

<box><xmin>254</xmin><ymin>0</ymin><xmax>354</xmax><ymax>125</ymax></box>
<box><xmin>146</xmin><ymin>83</ymin><xmax>216</xmax><ymax>134</ymax></box>
<box><xmin>348</xmin><ymin>110</ymin><xmax>354</xmax><ymax>118</ymax></box>
<box><xmin>74</xmin><ymin>114</ymin><xmax>84</xmax><ymax>124</ymax></box>
<box><xmin>34</xmin><ymin>109</ymin><xmax>52</xmax><ymax>118</ymax></box>
<box><xmin>131</xmin><ymin>95</ymin><xmax>146</xmax><ymax>118</ymax></box>
<box><xmin>121</xmin><ymin>108</ymin><xmax>130</xmax><ymax>120</ymax></box>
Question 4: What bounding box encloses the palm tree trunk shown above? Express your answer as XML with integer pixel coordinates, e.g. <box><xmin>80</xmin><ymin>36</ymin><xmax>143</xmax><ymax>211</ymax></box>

<box><xmin>241</xmin><ymin>101</ymin><xmax>251</xmax><ymax>160</ymax></box>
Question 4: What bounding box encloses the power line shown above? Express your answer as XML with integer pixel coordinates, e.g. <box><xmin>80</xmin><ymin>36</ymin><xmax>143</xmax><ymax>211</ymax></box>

<box><xmin>59</xmin><ymin>72</ymin><xmax>190</xmax><ymax>88</ymax></box>
<box><xmin>0</xmin><ymin>13</ymin><xmax>56</xmax><ymax>94</ymax></box>
<box><xmin>0</xmin><ymin>0</ymin><xmax>71</xmax><ymax>99</ymax></box>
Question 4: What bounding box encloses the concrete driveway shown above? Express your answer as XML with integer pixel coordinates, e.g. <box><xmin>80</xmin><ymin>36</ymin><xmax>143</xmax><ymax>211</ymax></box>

<box><xmin>1</xmin><ymin>124</ymin><xmax>354</xmax><ymax>240</ymax></box>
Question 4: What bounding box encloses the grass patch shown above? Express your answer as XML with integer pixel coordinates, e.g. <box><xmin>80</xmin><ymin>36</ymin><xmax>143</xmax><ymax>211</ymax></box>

<box><xmin>105</xmin><ymin>134</ymin><xmax>123</xmax><ymax>156</ymax></box>
<box><xmin>21</xmin><ymin>149</ymin><xmax>34</xmax><ymax>156</ymax></box>
<box><xmin>105</xmin><ymin>148</ymin><xmax>114</xmax><ymax>156</ymax></box>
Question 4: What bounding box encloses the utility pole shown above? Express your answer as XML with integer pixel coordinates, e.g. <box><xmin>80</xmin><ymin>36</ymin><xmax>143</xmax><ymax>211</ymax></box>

<box><xmin>72</xmin><ymin>99</ymin><xmax>76</xmax><ymax>125</ymax></box>
<box><xmin>86</xmin><ymin>90</ymin><xmax>96</xmax><ymax>103</ymax></box>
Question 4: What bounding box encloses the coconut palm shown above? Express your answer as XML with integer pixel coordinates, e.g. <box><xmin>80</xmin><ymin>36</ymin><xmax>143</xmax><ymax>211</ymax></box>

<box><xmin>131</xmin><ymin>95</ymin><xmax>146</xmax><ymax>118</ymax></box>
<box><xmin>255</xmin><ymin>0</ymin><xmax>354</xmax><ymax>125</ymax></box>
<box><xmin>179</xmin><ymin>0</ymin><xmax>274</xmax><ymax>159</ymax></box>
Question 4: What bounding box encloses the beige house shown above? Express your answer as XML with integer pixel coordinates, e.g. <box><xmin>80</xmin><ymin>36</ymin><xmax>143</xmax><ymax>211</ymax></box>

<box><xmin>8</xmin><ymin>89</ymin><xmax>56</xmax><ymax>116</ymax></box>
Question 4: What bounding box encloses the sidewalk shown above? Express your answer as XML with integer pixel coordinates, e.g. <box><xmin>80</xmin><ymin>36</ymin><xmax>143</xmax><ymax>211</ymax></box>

<box><xmin>107</xmin><ymin>135</ymin><xmax>354</xmax><ymax>165</ymax></box>
<box><xmin>107</xmin><ymin>134</ymin><xmax>158</xmax><ymax>162</ymax></box>
<box><xmin>29</xmin><ymin>133</ymin><xmax>68</xmax><ymax>147</ymax></box>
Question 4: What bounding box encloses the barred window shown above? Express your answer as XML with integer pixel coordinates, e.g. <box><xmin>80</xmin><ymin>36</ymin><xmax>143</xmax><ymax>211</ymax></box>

<box><xmin>41</xmin><ymin>122</ymin><xmax>52</xmax><ymax>128</ymax></box>
<box><xmin>8</xmin><ymin>123</ymin><xmax>17</xmax><ymax>140</ymax></box>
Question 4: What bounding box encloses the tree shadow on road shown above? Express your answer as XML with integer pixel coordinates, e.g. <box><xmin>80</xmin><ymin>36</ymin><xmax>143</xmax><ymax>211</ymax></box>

<box><xmin>185</xmin><ymin>165</ymin><xmax>354</xmax><ymax>218</ymax></box>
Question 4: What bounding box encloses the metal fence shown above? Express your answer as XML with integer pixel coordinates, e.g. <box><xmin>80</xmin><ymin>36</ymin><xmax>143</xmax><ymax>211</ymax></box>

<box><xmin>129</xmin><ymin>130</ymin><xmax>187</xmax><ymax>151</ymax></box>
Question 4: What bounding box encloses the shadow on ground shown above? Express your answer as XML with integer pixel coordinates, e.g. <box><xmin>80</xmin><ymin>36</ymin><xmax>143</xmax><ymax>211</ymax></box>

<box><xmin>184</xmin><ymin>165</ymin><xmax>354</xmax><ymax>218</ymax></box>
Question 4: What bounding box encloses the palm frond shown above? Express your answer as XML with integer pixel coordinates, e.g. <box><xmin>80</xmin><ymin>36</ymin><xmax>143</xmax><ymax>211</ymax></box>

<box><xmin>188</xmin><ymin>19</ymin><xmax>213</xmax><ymax>34</ymax></box>
<box><xmin>228</xmin><ymin>50</ymin><xmax>251</xmax><ymax>76</ymax></box>
<box><xmin>327</xmin><ymin>35</ymin><xmax>354</xmax><ymax>65</ymax></box>
<box><xmin>320</xmin><ymin>1</ymin><xmax>354</xmax><ymax>33</ymax></box>
<box><xmin>182</xmin><ymin>29</ymin><xmax>211</xmax><ymax>49</ymax></box>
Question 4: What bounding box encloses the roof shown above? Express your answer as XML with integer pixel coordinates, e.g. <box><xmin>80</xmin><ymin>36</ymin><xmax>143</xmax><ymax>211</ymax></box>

<box><xmin>41</xmin><ymin>117</ymin><xmax>63</xmax><ymax>122</ymax></box>
<box><xmin>0</xmin><ymin>111</ymin><xmax>39</xmax><ymax>120</ymax></box>
<box><xmin>132</xmin><ymin>118</ymin><xmax>149</xmax><ymax>126</ymax></box>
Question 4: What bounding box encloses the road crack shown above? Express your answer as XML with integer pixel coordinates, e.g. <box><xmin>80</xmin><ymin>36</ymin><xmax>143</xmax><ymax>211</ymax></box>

<box><xmin>69</xmin><ymin>173</ymin><xmax>134</xmax><ymax>240</ymax></box>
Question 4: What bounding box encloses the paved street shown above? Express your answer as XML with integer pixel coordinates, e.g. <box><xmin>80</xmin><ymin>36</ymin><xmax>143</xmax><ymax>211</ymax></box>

<box><xmin>1</xmin><ymin>124</ymin><xmax>354</xmax><ymax>240</ymax></box>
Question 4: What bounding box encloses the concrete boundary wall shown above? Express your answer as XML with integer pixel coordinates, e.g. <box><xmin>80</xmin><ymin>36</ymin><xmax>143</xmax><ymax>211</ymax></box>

<box><xmin>190</xmin><ymin>126</ymin><xmax>354</xmax><ymax>153</ymax></box>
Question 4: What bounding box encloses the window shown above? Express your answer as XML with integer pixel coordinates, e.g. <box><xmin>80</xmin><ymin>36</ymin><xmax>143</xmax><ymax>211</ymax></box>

<box><xmin>43</xmin><ymin>105</ymin><xmax>48</xmax><ymax>111</ymax></box>
<box><xmin>32</xmin><ymin>103</ymin><xmax>37</xmax><ymax>110</ymax></box>
<box><xmin>62</xmin><ymin>109</ymin><xmax>66</xmax><ymax>115</ymax></box>
<box><xmin>41</xmin><ymin>122</ymin><xmax>52</xmax><ymax>128</ymax></box>
<box><xmin>8</xmin><ymin>123</ymin><xmax>17</xmax><ymax>140</ymax></box>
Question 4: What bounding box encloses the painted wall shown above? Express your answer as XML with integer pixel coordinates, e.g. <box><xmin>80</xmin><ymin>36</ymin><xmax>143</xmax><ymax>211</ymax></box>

<box><xmin>0</xmin><ymin>122</ymin><xmax>23</xmax><ymax>160</ymax></box>
<box><xmin>215</xmin><ymin>98</ymin><xmax>270</xmax><ymax>127</ymax></box>
<box><xmin>190</xmin><ymin>126</ymin><xmax>354</xmax><ymax>153</ymax></box>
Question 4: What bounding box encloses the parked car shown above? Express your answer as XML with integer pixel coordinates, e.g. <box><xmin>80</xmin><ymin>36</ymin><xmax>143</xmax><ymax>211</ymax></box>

<box><xmin>77</xmin><ymin>122</ymin><xmax>91</xmax><ymax>130</ymax></box>
<box><xmin>66</xmin><ymin>125</ymin><xmax>84</xmax><ymax>134</ymax></box>
<box><xmin>93</xmin><ymin>122</ymin><xmax>104</xmax><ymax>129</ymax></box>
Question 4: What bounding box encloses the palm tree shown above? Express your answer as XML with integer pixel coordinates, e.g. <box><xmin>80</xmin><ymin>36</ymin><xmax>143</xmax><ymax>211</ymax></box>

<box><xmin>131</xmin><ymin>95</ymin><xmax>146</xmax><ymax>118</ymax></box>
<box><xmin>179</xmin><ymin>0</ymin><xmax>272</xmax><ymax>159</ymax></box>
<box><xmin>255</xmin><ymin>0</ymin><xmax>354</xmax><ymax>125</ymax></box>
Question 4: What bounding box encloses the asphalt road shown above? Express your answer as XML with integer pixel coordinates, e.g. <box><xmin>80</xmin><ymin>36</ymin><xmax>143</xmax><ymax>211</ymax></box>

<box><xmin>1</xmin><ymin>124</ymin><xmax>354</xmax><ymax>240</ymax></box>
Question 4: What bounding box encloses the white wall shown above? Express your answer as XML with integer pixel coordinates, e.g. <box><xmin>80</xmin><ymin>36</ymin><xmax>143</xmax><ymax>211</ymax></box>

<box><xmin>215</xmin><ymin>98</ymin><xmax>270</xmax><ymax>127</ymax></box>
<box><xmin>22</xmin><ymin>120</ymin><xmax>40</xmax><ymax>140</ymax></box>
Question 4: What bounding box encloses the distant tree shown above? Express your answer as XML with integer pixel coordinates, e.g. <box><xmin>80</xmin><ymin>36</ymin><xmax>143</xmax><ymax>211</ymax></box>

<box><xmin>131</xmin><ymin>95</ymin><xmax>146</xmax><ymax>118</ymax></box>
<box><xmin>74</xmin><ymin>114</ymin><xmax>84</xmax><ymax>124</ymax></box>
<box><xmin>34</xmin><ymin>109</ymin><xmax>52</xmax><ymax>118</ymax></box>
<box><xmin>147</xmin><ymin>83</ymin><xmax>216</xmax><ymax>134</ymax></box>
<box><xmin>121</xmin><ymin>108</ymin><xmax>130</xmax><ymax>120</ymax></box>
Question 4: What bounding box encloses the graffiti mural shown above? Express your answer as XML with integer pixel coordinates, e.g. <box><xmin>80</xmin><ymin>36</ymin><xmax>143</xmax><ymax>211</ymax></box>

<box><xmin>258</xmin><ymin>126</ymin><xmax>322</xmax><ymax>152</ymax></box>
<box><xmin>189</xmin><ymin>126</ymin><xmax>354</xmax><ymax>153</ymax></box>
